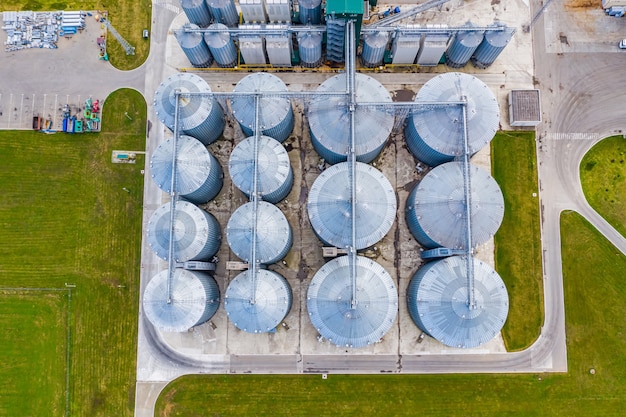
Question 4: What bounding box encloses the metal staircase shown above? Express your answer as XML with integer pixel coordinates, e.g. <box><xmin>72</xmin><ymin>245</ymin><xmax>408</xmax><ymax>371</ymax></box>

<box><xmin>102</xmin><ymin>18</ymin><xmax>135</xmax><ymax>55</ymax></box>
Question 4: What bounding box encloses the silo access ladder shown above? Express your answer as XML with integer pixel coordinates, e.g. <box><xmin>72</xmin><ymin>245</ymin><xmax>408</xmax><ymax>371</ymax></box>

<box><xmin>101</xmin><ymin>18</ymin><xmax>135</xmax><ymax>55</ymax></box>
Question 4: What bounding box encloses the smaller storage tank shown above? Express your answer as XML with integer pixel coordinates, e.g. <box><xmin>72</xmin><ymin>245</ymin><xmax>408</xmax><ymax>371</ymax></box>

<box><xmin>143</xmin><ymin>269</ymin><xmax>220</xmax><ymax>332</ymax></box>
<box><xmin>204</xmin><ymin>23</ymin><xmax>238</xmax><ymax>67</ymax></box>
<box><xmin>416</xmin><ymin>33</ymin><xmax>449</xmax><ymax>66</ymax></box>
<box><xmin>153</xmin><ymin>73</ymin><xmax>225</xmax><ymax>144</ymax></box>
<box><xmin>361</xmin><ymin>31</ymin><xmax>389</xmax><ymax>68</ymax></box>
<box><xmin>307</xmin><ymin>162</ymin><xmax>396</xmax><ymax>250</ymax></box>
<box><xmin>229</xmin><ymin>135</ymin><xmax>293</xmax><ymax>203</ymax></box>
<box><xmin>175</xmin><ymin>24</ymin><xmax>213</xmax><ymax>68</ymax></box>
<box><xmin>147</xmin><ymin>201</ymin><xmax>221</xmax><ymax>262</ymax></box>
<box><xmin>230</xmin><ymin>72</ymin><xmax>294</xmax><ymax>142</ymax></box>
<box><xmin>227</xmin><ymin>201</ymin><xmax>292</xmax><ymax>264</ymax></box>
<box><xmin>180</xmin><ymin>0</ymin><xmax>213</xmax><ymax>27</ymax></box>
<box><xmin>445</xmin><ymin>26</ymin><xmax>484</xmax><ymax>68</ymax></box>
<box><xmin>405</xmin><ymin>162</ymin><xmax>504</xmax><ymax>249</ymax></box>
<box><xmin>207</xmin><ymin>0</ymin><xmax>238</xmax><ymax>27</ymax></box>
<box><xmin>391</xmin><ymin>29</ymin><xmax>421</xmax><ymax>65</ymax></box>
<box><xmin>238</xmin><ymin>24</ymin><xmax>267</xmax><ymax>65</ymax></box>
<box><xmin>308</xmin><ymin>73</ymin><xmax>394</xmax><ymax>164</ymax></box>
<box><xmin>224</xmin><ymin>269</ymin><xmax>292</xmax><ymax>333</ymax></box>
<box><xmin>471</xmin><ymin>26</ymin><xmax>515</xmax><ymax>69</ymax></box>
<box><xmin>299</xmin><ymin>0</ymin><xmax>322</xmax><ymax>24</ymax></box>
<box><xmin>406</xmin><ymin>256</ymin><xmax>509</xmax><ymax>348</ymax></box>
<box><xmin>150</xmin><ymin>135</ymin><xmax>223</xmax><ymax>204</ymax></box>
<box><xmin>297</xmin><ymin>32</ymin><xmax>323</xmax><ymax>67</ymax></box>
<box><xmin>265</xmin><ymin>25</ymin><xmax>292</xmax><ymax>67</ymax></box>
<box><xmin>240</xmin><ymin>0</ymin><xmax>267</xmax><ymax>23</ymax></box>
<box><xmin>404</xmin><ymin>72</ymin><xmax>499</xmax><ymax>166</ymax></box>
<box><xmin>307</xmin><ymin>256</ymin><xmax>398</xmax><ymax>348</ymax></box>
<box><xmin>265</xmin><ymin>0</ymin><xmax>291</xmax><ymax>22</ymax></box>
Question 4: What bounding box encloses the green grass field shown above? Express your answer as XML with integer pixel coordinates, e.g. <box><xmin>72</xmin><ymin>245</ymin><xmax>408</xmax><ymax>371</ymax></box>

<box><xmin>0</xmin><ymin>290</ymin><xmax>68</xmax><ymax>416</ymax></box>
<box><xmin>154</xmin><ymin>211</ymin><xmax>626</xmax><ymax>416</ymax></box>
<box><xmin>0</xmin><ymin>88</ymin><xmax>146</xmax><ymax>416</ymax></box>
<box><xmin>491</xmin><ymin>131</ymin><xmax>543</xmax><ymax>351</ymax></box>
<box><xmin>2</xmin><ymin>0</ymin><xmax>151</xmax><ymax>70</ymax></box>
<box><xmin>580</xmin><ymin>136</ymin><xmax>626</xmax><ymax>238</ymax></box>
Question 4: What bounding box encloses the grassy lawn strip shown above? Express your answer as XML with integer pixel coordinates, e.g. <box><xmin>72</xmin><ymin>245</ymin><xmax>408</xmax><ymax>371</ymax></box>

<box><xmin>0</xmin><ymin>88</ymin><xmax>146</xmax><ymax>416</ymax></box>
<box><xmin>154</xmin><ymin>211</ymin><xmax>625</xmax><ymax>416</ymax></box>
<box><xmin>0</xmin><ymin>290</ymin><xmax>68</xmax><ymax>417</ymax></box>
<box><xmin>580</xmin><ymin>135</ymin><xmax>626</xmax><ymax>238</ymax></box>
<box><xmin>1</xmin><ymin>0</ymin><xmax>150</xmax><ymax>70</ymax></box>
<box><xmin>491</xmin><ymin>131</ymin><xmax>543</xmax><ymax>351</ymax></box>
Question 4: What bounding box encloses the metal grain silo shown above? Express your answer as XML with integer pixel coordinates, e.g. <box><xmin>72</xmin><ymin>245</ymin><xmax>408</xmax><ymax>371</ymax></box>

<box><xmin>226</xmin><ymin>201</ymin><xmax>292</xmax><ymax>264</ymax></box>
<box><xmin>231</xmin><ymin>73</ymin><xmax>294</xmax><ymax>142</ymax></box>
<box><xmin>147</xmin><ymin>201</ymin><xmax>221</xmax><ymax>262</ymax></box>
<box><xmin>228</xmin><ymin>135</ymin><xmax>293</xmax><ymax>203</ymax></box>
<box><xmin>405</xmin><ymin>162</ymin><xmax>504</xmax><ymax>249</ymax></box>
<box><xmin>299</xmin><ymin>0</ymin><xmax>322</xmax><ymax>24</ymax></box>
<box><xmin>207</xmin><ymin>0</ymin><xmax>238</xmax><ymax>27</ymax></box>
<box><xmin>406</xmin><ymin>256</ymin><xmax>509</xmax><ymax>348</ymax></box>
<box><xmin>150</xmin><ymin>135</ymin><xmax>224</xmax><ymax>204</ymax></box>
<box><xmin>143</xmin><ymin>269</ymin><xmax>220</xmax><ymax>332</ymax></box>
<box><xmin>445</xmin><ymin>26</ymin><xmax>484</xmax><ymax>68</ymax></box>
<box><xmin>238</xmin><ymin>24</ymin><xmax>267</xmax><ymax>65</ymax></box>
<box><xmin>175</xmin><ymin>24</ymin><xmax>214</xmax><ymax>68</ymax></box>
<box><xmin>180</xmin><ymin>0</ymin><xmax>213</xmax><ymax>27</ymax></box>
<box><xmin>240</xmin><ymin>0</ymin><xmax>267</xmax><ymax>23</ymax></box>
<box><xmin>265</xmin><ymin>24</ymin><xmax>293</xmax><ymax>67</ymax></box>
<box><xmin>308</xmin><ymin>73</ymin><xmax>394</xmax><ymax>164</ymax></box>
<box><xmin>416</xmin><ymin>33</ymin><xmax>449</xmax><ymax>66</ymax></box>
<box><xmin>204</xmin><ymin>23</ymin><xmax>238</xmax><ymax>67</ymax></box>
<box><xmin>391</xmin><ymin>29</ymin><xmax>421</xmax><ymax>65</ymax></box>
<box><xmin>404</xmin><ymin>72</ymin><xmax>499</xmax><ymax>167</ymax></box>
<box><xmin>307</xmin><ymin>256</ymin><xmax>398</xmax><ymax>348</ymax></box>
<box><xmin>297</xmin><ymin>32</ymin><xmax>322</xmax><ymax>68</ymax></box>
<box><xmin>224</xmin><ymin>269</ymin><xmax>292</xmax><ymax>333</ymax></box>
<box><xmin>153</xmin><ymin>73</ymin><xmax>225</xmax><ymax>145</ymax></box>
<box><xmin>361</xmin><ymin>31</ymin><xmax>388</xmax><ymax>67</ymax></box>
<box><xmin>307</xmin><ymin>162</ymin><xmax>396</xmax><ymax>250</ymax></box>
<box><xmin>471</xmin><ymin>26</ymin><xmax>515</xmax><ymax>69</ymax></box>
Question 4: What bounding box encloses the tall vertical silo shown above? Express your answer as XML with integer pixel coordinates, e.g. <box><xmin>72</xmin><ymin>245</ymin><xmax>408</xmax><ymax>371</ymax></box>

<box><xmin>445</xmin><ymin>26</ymin><xmax>484</xmax><ymax>68</ymax></box>
<box><xmin>143</xmin><ymin>269</ymin><xmax>220</xmax><ymax>332</ymax></box>
<box><xmin>471</xmin><ymin>26</ymin><xmax>515</xmax><ymax>69</ymax></box>
<box><xmin>150</xmin><ymin>135</ymin><xmax>224</xmax><ymax>204</ymax></box>
<box><xmin>361</xmin><ymin>31</ymin><xmax>389</xmax><ymax>68</ymax></box>
<box><xmin>147</xmin><ymin>201</ymin><xmax>221</xmax><ymax>262</ymax></box>
<box><xmin>153</xmin><ymin>73</ymin><xmax>225</xmax><ymax>145</ymax></box>
<box><xmin>405</xmin><ymin>161</ymin><xmax>504</xmax><ymax>249</ymax></box>
<box><xmin>228</xmin><ymin>135</ymin><xmax>293</xmax><ymax>203</ymax></box>
<box><xmin>180</xmin><ymin>0</ymin><xmax>213</xmax><ymax>27</ymax></box>
<box><xmin>207</xmin><ymin>0</ymin><xmax>239</xmax><ymax>27</ymax></box>
<box><xmin>175</xmin><ymin>24</ymin><xmax>214</xmax><ymax>68</ymax></box>
<box><xmin>230</xmin><ymin>73</ymin><xmax>294</xmax><ymax>142</ymax></box>
<box><xmin>308</xmin><ymin>73</ymin><xmax>394</xmax><ymax>164</ymax></box>
<box><xmin>299</xmin><ymin>0</ymin><xmax>322</xmax><ymax>25</ymax></box>
<box><xmin>204</xmin><ymin>23</ymin><xmax>238</xmax><ymax>68</ymax></box>
<box><xmin>226</xmin><ymin>201</ymin><xmax>292</xmax><ymax>264</ymax></box>
<box><xmin>297</xmin><ymin>32</ymin><xmax>323</xmax><ymax>68</ymax></box>
<box><xmin>307</xmin><ymin>162</ymin><xmax>396</xmax><ymax>250</ymax></box>
<box><xmin>224</xmin><ymin>269</ymin><xmax>292</xmax><ymax>333</ymax></box>
<box><xmin>404</xmin><ymin>72</ymin><xmax>499</xmax><ymax>167</ymax></box>
<box><xmin>406</xmin><ymin>256</ymin><xmax>509</xmax><ymax>348</ymax></box>
<box><xmin>307</xmin><ymin>256</ymin><xmax>398</xmax><ymax>348</ymax></box>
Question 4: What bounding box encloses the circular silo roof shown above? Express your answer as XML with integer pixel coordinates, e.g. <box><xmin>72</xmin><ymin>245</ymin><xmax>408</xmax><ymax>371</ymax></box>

<box><xmin>230</xmin><ymin>73</ymin><xmax>291</xmax><ymax>133</ymax></box>
<box><xmin>407</xmin><ymin>256</ymin><xmax>509</xmax><ymax>348</ymax></box>
<box><xmin>228</xmin><ymin>135</ymin><xmax>292</xmax><ymax>200</ymax></box>
<box><xmin>406</xmin><ymin>161</ymin><xmax>504</xmax><ymax>249</ymax></box>
<box><xmin>408</xmin><ymin>72</ymin><xmax>499</xmax><ymax>158</ymax></box>
<box><xmin>307</xmin><ymin>256</ymin><xmax>398</xmax><ymax>348</ymax></box>
<box><xmin>147</xmin><ymin>201</ymin><xmax>221</xmax><ymax>262</ymax></box>
<box><xmin>226</xmin><ymin>201</ymin><xmax>292</xmax><ymax>264</ymax></box>
<box><xmin>308</xmin><ymin>73</ymin><xmax>394</xmax><ymax>160</ymax></box>
<box><xmin>150</xmin><ymin>135</ymin><xmax>220</xmax><ymax>195</ymax></box>
<box><xmin>307</xmin><ymin>161</ymin><xmax>396</xmax><ymax>250</ymax></box>
<box><xmin>143</xmin><ymin>269</ymin><xmax>220</xmax><ymax>332</ymax></box>
<box><xmin>153</xmin><ymin>72</ymin><xmax>217</xmax><ymax>131</ymax></box>
<box><xmin>224</xmin><ymin>269</ymin><xmax>292</xmax><ymax>333</ymax></box>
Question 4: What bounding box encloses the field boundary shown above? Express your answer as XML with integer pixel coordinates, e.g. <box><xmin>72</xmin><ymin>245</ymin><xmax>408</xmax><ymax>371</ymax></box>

<box><xmin>0</xmin><ymin>286</ymin><xmax>73</xmax><ymax>417</ymax></box>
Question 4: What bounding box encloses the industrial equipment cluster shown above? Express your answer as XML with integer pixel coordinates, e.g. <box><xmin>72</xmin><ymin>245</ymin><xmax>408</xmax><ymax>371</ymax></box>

<box><xmin>2</xmin><ymin>10</ymin><xmax>86</xmax><ymax>52</ymax></box>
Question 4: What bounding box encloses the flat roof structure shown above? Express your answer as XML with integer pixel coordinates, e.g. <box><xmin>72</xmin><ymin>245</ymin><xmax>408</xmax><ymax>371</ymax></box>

<box><xmin>508</xmin><ymin>89</ymin><xmax>542</xmax><ymax>127</ymax></box>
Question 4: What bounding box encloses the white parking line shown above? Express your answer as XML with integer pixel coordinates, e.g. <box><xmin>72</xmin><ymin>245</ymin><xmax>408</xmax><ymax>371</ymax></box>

<box><xmin>8</xmin><ymin>94</ymin><xmax>13</xmax><ymax>129</ymax></box>
<box><xmin>32</xmin><ymin>94</ymin><xmax>35</xmax><ymax>117</ymax></box>
<box><xmin>53</xmin><ymin>94</ymin><xmax>58</xmax><ymax>130</ymax></box>
<box><xmin>19</xmin><ymin>94</ymin><xmax>24</xmax><ymax>127</ymax></box>
<box><xmin>43</xmin><ymin>94</ymin><xmax>47</xmax><ymax>118</ymax></box>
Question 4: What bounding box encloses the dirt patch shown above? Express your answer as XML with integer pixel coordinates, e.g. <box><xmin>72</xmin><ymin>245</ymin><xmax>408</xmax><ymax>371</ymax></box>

<box><xmin>566</xmin><ymin>0</ymin><xmax>598</xmax><ymax>9</ymax></box>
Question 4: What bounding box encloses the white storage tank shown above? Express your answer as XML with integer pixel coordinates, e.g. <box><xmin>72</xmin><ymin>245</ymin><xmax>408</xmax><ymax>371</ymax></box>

<box><xmin>265</xmin><ymin>0</ymin><xmax>291</xmax><ymax>22</ymax></box>
<box><xmin>240</xmin><ymin>0</ymin><xmax>267</xmax><ymax>23</ymax></box>
<box><xmin>265</xmin><ymin>24</ymin><xmax>293</xmax><ymax>67</ymax></box>
<box><xmin>228</xmin><ymin>135</ymin><xmax>293</xmax><ymax>203</ymax></box>
<box><xmin>416</xmin><ymin>33</ymin><xmax>449</xmax><ymax>66</ymax></box>
<box><xmin>150</xmin><ymin>135</ymin><xmax>224</xmax><ymax>204</ymax></box>
<box><xmin>153</xmin><ymin>73</ymin><xmax>225</xmax><ymax>145</ymax></box>
<box><xmin>391</xmin><ymin>28</ymin><xmax>421</xmax><ymax>65</ymax></box>
<box><xmin>238</xmin><ymin>24</ymin><xmax>267</xmax><ymax>65</ymax></box>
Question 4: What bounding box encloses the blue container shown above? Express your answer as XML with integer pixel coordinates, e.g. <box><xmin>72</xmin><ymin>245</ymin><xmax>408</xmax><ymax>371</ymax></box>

<box><xmin>361</xmin><ymin>31</ymin><xmax>388</xmax><ymax>67</ymax></box>
<box><xmin>299</xmin><ymin>0</ymin><xmax>322</xmax><ymax>24</ymax></box>
<box><xmin>180</xmin><ymin>0</ymin><xmax>213</xmax><ymax>27</ymax></box>
<box><xmin>471</xmin><ymin>26</ymin><xmax>514</xmax><ymax>69</ymax></box>
<box><xmin>207</xmin><ymin>0</ymin><xmax>238</xmax><ymax>27</ymax></box>
<box><xmin>204</xmin><ymin>23</ymin><xmax>238</xmax><ymax>67</ymax></box>
<box><xmin>297</xmin><ymin>32</ymin><xmax>323</xmax><ymax>68</ymax></box>
<box><xmin>445</xmin><ymin>28</ymin><xmax>484</xmax><ymax>68</ymax></box>
<box><xmin>176</xmin><ymin>24</ymin><xmax>214</xmax><ymax>67</ymax></box>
